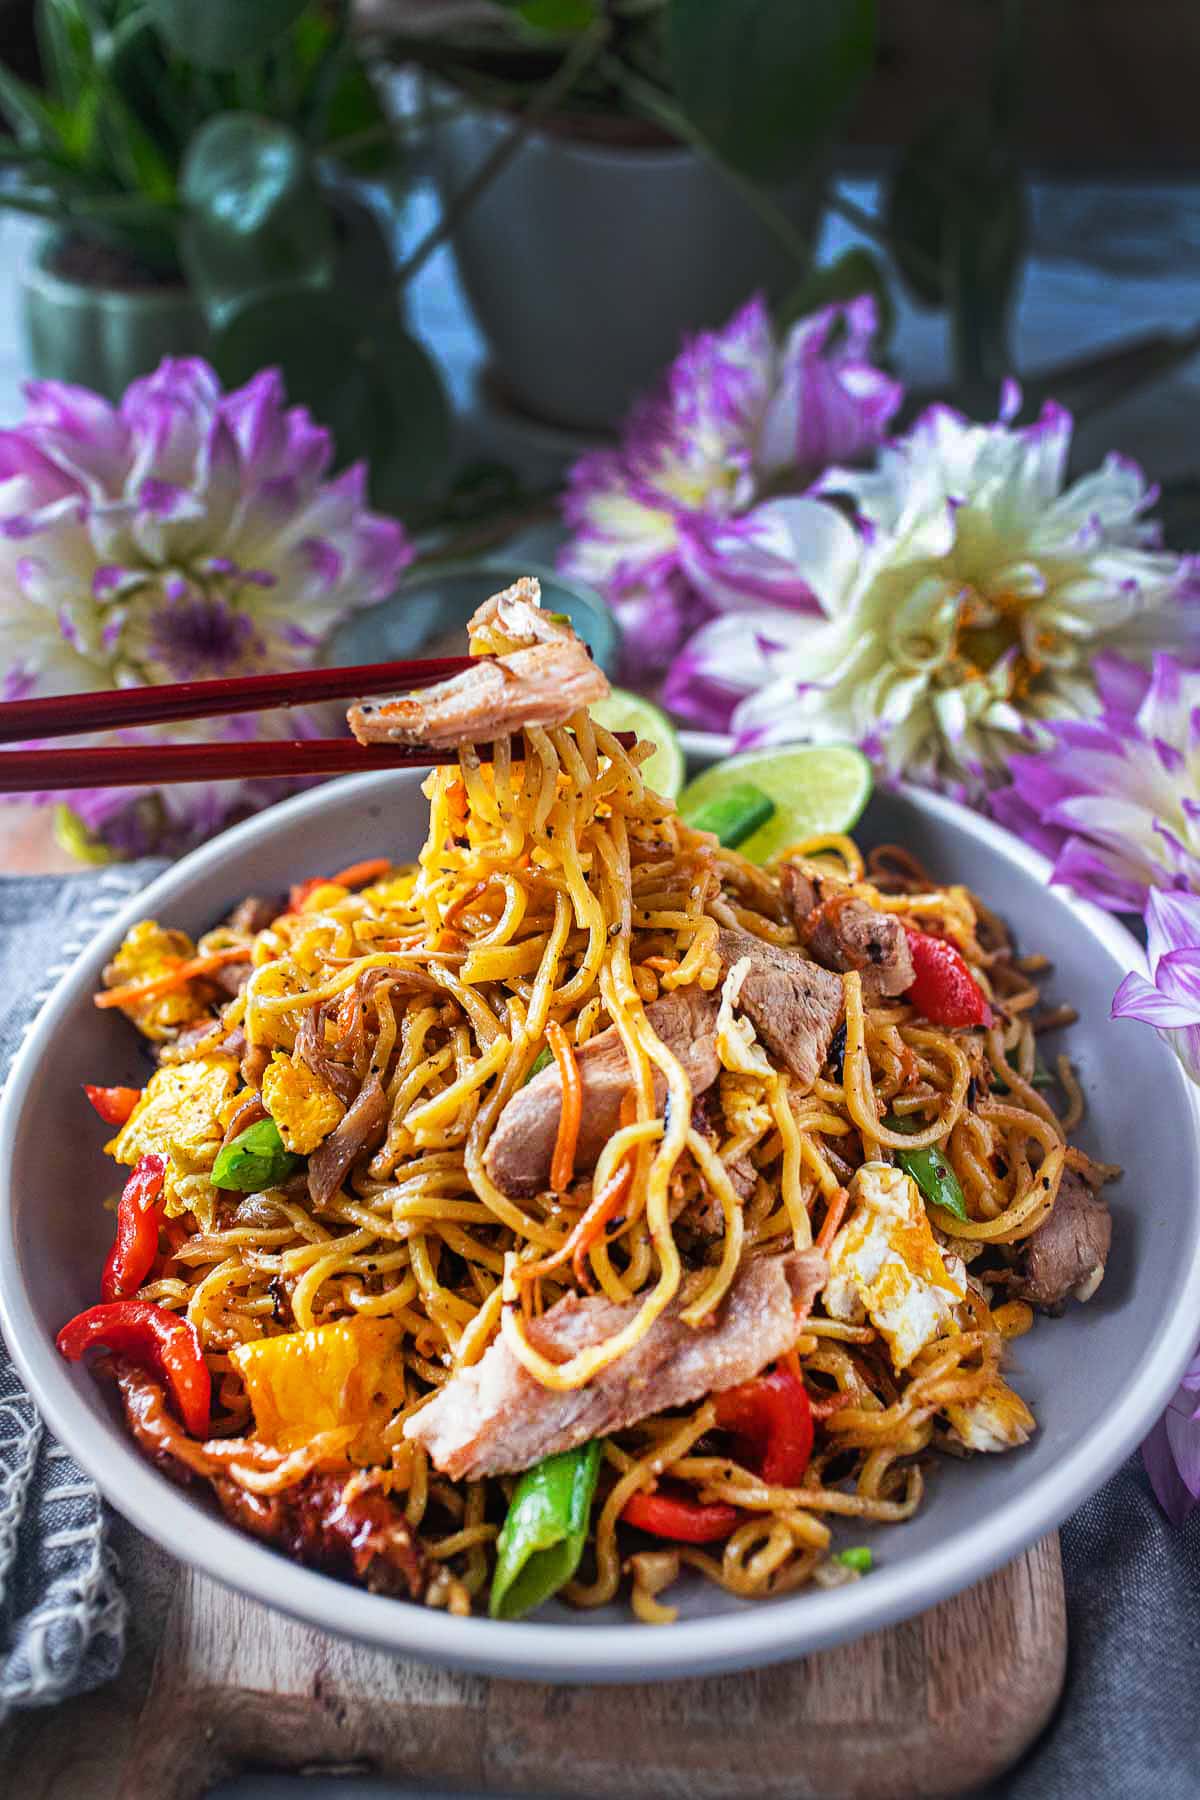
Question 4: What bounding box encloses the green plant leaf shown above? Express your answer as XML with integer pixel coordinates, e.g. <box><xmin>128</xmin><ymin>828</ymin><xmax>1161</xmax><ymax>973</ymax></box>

<box><xmin>321</xmin><ymin>61</ymin><xmax>393</xmax><ymax>174</ymax></box>
<box><xmin>180</xmin><ymin>112</ymin><xmax>333</xmax><ymax>323</ymax></box>
<box><xmin>144</xmin><ymin>0</ymin><xmax>311</xmax><ymax>71</ymax></box>
<box><xmin>101</xmin><ymin>10</ymin><xmax>194</xmax><ymax>164</ymax></box>
<box><xmin>885</xmin><ymin>108</ymin><xmax>1025</xmax><ymax>404</ymax></box>
<box><xmin>517</xmin><ymin>0</ymin><xmax>598</xmax><ymax>32</ymax></box>
<box><xmin>885</xmin><ymin>110</ymin><xmax>1024</xmax><ymax>313</ymax></box>
<box><xmin>0</xmin><ymin>57</ymin><xmax>67</xmax><ymax>150</ymax></box>
<box><xmin>666</xmin><ymin>0</ymin><xmax>875</xmax><ymax>184</ymax></box>
<box><xmin>35</xmin><ymin>0</ymin><xmax>94</xmax><ymax>112</ymax></box>
<box><xmin>775</xmin><ymin>245</ymin><xmax>894</xmax><ymax>345</ymax></box>
<box><xmin>212</xmin><ymin>288</ymin><xmax>451</xmax><ymax>510</ymax></box>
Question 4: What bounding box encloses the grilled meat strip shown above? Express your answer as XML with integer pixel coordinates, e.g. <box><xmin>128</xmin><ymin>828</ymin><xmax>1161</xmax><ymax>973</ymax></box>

<box><xmin>484</xmin><ymin>985</ymin><xmax>721</xmax><ymax>1199</ymax></box>
<box><xmin>715</xmin><ymin>926</ymin><xmax>845</xmax><ymax>1087</ymax></box>
<box><xmin>781</xmin><ymin>865</ymin><xmax>914</xmax><ymax>1005</ymax></box>
<box><xmin>1011</xmin><ymin>1167</ymin><xmax>1112</xmax><ymax>1309</ymax></box>
<box><xmin>405</xmin><ymin>1248</ymin><xmax>827</xmax><ymax>1480</ymax></box>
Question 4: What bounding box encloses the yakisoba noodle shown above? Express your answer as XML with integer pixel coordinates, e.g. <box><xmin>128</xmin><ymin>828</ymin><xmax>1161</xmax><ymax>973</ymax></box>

<box><xmin>65</xmin><ymin>597</ymin><xmax>1117</xmax><ymax>1624</ymax></box>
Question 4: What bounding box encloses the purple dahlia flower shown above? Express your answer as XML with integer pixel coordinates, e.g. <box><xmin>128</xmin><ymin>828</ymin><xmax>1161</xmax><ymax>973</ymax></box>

<box><xmin>557</xmin><ymin>294</ymin><xmax>900</xmax><ymax>684</ymax></box>
<box><xmin>0</xmin><ymin>359</ymin><xmax>413</xmax><ymax>856</ymax></box>
<box><xmin>993</xmin><ymin>652</ymin><xmax>1200</xmax><ymax>911</ymax></box>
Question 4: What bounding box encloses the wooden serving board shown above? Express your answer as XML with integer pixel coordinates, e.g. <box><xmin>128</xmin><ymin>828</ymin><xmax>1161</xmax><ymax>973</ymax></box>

<box><xmin>7</xmin><ymin>1530</ymin><xmax>1065</xmax><ymax>1800</ymax></box>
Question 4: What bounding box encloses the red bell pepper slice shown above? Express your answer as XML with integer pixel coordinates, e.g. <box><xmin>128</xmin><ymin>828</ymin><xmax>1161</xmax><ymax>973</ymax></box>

<box><xmin>57</xmin><ymin>1299</ymin><xmax>211</xmax><ymax>1436</ymax></box>
<box><xmin>902</xmin><ymin>926</ymin><xmax>993</xmax><ymax>1030</ymax></box>
<box><xmin>621</xmin><ymin>1488</ymin><xmax>740</xmax><ymax>1544</ymax></box>
<box><xmin>84</xmin><ymin>1084</ymin><xmax>143</xmax><ymax>1127</ymax></box>
<box><xmin>101</xmin><ymin>1152</ymin><xmax>167</xmax><ymax>1302</ymax></box>
<box><xmin>714</xmin><ymin>1365</ymin><xmax>814</xmax><ymax>1488</ymax></box>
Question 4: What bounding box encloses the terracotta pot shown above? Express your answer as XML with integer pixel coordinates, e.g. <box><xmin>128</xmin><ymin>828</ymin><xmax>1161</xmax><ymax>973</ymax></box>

<box><xmin>430</xmin><ymin>100</ymin><xmax>824</xmax><ymax>430</ymax></box>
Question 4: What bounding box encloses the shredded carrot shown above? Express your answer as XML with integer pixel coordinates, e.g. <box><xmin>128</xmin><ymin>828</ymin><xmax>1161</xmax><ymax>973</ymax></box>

<box><xmin>329</xmin><ymin>857</ymin><xmax>392</xmax><ymax>890</ymax></box>
<box><xmin>546</xmin><ymin>1019</ymin><xmax>582</xmax><ymax>1195</ymax></box>
<box><xmin>94</xmin><ymin>946</ymin><xmax>250</xmax><ymax>1010</ymax></box>
<box><xmin>445</xmin><ymin>879</ymin><xmax>491</xmax><ymax>926</ymax></box>
<box><xmin>815</xmin><ymin>1186</ymin><xmax>849</xmax><ymax>1255</ymax></box>
<box><xmin>643</xmin><ymin>956</ymin><xmax>679</xmax><ymax>974</ymax></box>
<box><xmin>518</xmin><ymin>1158</ymin><xmax>635</xmax><ymax>1293</ymax></box>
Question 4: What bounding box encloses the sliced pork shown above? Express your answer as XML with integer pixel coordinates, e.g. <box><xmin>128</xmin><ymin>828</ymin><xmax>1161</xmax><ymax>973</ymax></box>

<box><xmin>226</xmin><ymin>894</ymin><xmax>285</xmax><ymax>936</ymax></box>
<box><xmin>805</xmin><ymin>899</ymin><xmax>914</xmax><ymax>1004</ymax></box>
<box><xmin>405</xmin><ymin>1248</ymin><xmax>827</xmax><ymax>1479</ymax></box>
<box><xmin>483</xmin><ymin>985</ymin><xmax>721</xmax><ymax>1199</ymax></box>
<box><xmin>307</xmin><ymin>1073</ymin><xmax>390</xmax><ymax>1206</ymax></box>
<box><xmin>1011</xmin><ymin>1167</ymin><xmax>1112</xmax><ymax>1309</ymax></box>
<box><xmin>467</xmin><ymin>576</ymin><xmax>572</xmax><ymax>649</ymax></box>
<box><xmin>781</xmin><ymin>866</ymin><xmax>914</xmax><ymax>1005</ymax></box>
<box><xmin>715</xmin><ymin>926</ymin><xmax>844</xmax><ymax>1087</ymax></box>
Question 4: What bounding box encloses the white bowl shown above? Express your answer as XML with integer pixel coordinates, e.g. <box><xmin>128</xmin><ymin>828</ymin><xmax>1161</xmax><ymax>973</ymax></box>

<box><xmin>2</xmin><ymin>770</ymin><xmax>1199</xmax><ymax>1684</ymax></box>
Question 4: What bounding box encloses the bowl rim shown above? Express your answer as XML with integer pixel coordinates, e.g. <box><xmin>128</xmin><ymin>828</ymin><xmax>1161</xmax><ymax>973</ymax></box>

<box><xmin>3</xmin><ymin>768</ymin><xmax>1198</xmax><ymax>1684</ymax></box>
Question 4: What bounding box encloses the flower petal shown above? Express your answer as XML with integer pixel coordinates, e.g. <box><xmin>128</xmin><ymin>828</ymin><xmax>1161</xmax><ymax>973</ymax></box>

<box><xmin>1143</xmin><ymin>1410</ymin><xmax>1200</xmax><ymax>1526</ymax></box>
<box><xmin>1110</xmin><ymin>967</ymin><xmax>1200</xmax><ymax>1030</ymax></box>
<box><xmin>1145</xmin><ymin>887</ymin><xmax>1200</xmax><ymax>968</ymax></box>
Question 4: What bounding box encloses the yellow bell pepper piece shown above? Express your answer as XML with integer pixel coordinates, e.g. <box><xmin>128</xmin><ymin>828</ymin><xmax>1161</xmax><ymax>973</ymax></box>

<box><xmin>231</xmin><ymin>1318</ymin><xmax>406</xmax><ymax>1465</ymax></box>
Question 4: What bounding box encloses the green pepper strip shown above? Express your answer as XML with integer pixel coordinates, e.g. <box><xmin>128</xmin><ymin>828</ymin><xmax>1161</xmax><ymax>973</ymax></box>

<box><xmin>489</xmin><ymin>1441</ymin><xmax>602</xmax><ymax>1620</ymax></box>
<box><xmin>835</xmin><ymin>1546</ymin><xmax>873</xmax><ymax>1573</ymax></box>
<box><xmin>524</xmin><ymin>1044</ymin><xmax>554</xmax><ymax>1084</ymax></box>
<box><xmin>886</xmin><ymin>1113</ymin><xmax>969</xmax><ymax>1222</ymax></box>
<box><xmin>210</xmin><ymin>1116</ymin><xmax>303</xmax><ymax>1193</ymax></box>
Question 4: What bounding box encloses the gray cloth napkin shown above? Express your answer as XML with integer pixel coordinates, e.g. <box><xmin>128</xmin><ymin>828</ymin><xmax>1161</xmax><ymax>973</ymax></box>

<box><xmin>0</xmin><ymin>858</ymin><xmax>164</xmax><ymax>1720</ymax></box>
<box><xmin>0</xmin><ymin>866</ymin><xmax>1197</xmax><ymax>1798</ymax></box>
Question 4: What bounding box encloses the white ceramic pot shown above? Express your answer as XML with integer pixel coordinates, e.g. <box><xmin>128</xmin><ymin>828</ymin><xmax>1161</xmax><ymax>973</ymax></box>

<box><xmin>430</xmin><ymin>103</ymin><xmax>824</xmax><ymax>430</ymax></box>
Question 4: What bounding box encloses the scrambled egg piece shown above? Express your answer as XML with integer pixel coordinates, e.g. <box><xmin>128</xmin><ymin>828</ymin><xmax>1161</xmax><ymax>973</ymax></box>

<box><xmin>104</xmin><ymin>920</ymin><xmax>207</xmax><ymax>1040</ymax></box>
<box><xmin>945</xmin><ymin>1376</ymin><xmax>1036</xmax><ymax>1453</ymax></box>
<box><xmin>294</xmin><ymin>881</ymin><xmax>349</xmax><ymax>914</ymax></box>
<box><xmin>716</xmin><ymin>958</ymin><xmax>773</xmax><ymax>1077</ymax></box>
<box><xmin>363</xmin><ymin>872</ymin><xmax>415</xmax><ymax>911</ymax></box>
<box><xmin>106</xmin><ymin>1056</ymin><xmax>239</xmax><ymax>1213</ymax></box>
<box><xmin>825</xmin><ymin>1161</ymin><xmax>967</xmax><ymax>1371</ymax></box>
<box><xmin>261</xmin><ymin>1052</ymin><xmax>345</xmax><ymax>1155</ymax></box>
<box><xmin>232</xmin><ymin>1318</ymin><xmax>407</xmax><ymax>1465</ymax></box>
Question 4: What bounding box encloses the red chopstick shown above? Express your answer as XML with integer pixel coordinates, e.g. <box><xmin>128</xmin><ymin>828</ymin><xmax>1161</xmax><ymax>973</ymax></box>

<box><xmin>0</xmin><ymin>732</ymin><xmax>637</xmax><ymax>792</ymax></box>
<box><xmin>0</xmin><ymin>656</ymin><xmax>480</xmax><ymax>744</ymax></box>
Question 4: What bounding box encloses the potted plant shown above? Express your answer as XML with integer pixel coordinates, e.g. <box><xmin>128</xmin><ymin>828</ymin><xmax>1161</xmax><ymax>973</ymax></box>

<box><xmin>369</xmin><ymin>0</ymin><xmax>876</xmax><ymax>429</ymax></box>
<box><xmin>0</xmin><ymin>0</ymin><xmax>450</xmax><ymax>509</ymax></box>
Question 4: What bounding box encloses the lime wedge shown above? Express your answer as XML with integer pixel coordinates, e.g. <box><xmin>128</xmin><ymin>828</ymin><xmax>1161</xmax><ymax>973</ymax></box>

<box><xmin>591</xmin><ymin>688</ymin><xmax>685</xmax><ymax>799</ymax></box>
<box><xmin>678</xmin><ymin>745</ymin><xmax>873</xmax><ymax>864</ymax></box>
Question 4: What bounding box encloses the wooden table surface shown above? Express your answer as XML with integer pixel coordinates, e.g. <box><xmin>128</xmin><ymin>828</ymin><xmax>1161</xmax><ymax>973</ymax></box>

<box><xmin>0</xmin><ymin>803</ymin><xmax>81</xmax><ymax>877</ymax></box>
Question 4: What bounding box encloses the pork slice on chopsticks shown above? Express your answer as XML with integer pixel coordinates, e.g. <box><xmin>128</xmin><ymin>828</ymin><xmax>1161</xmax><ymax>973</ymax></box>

<box><xmin>346</xmin><ymin>577</ymin><xmax>609</xmax><ymax>748</ymax></box>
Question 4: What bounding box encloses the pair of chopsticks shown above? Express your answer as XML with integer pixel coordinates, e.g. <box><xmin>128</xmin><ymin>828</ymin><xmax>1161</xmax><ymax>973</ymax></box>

<box><xmin>0</xmin><ymin>659</ymin><xmax>633</xmax><ymax>792</ymax></box>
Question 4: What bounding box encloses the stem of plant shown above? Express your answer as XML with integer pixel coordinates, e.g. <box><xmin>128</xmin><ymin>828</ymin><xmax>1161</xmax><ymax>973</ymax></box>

<box><xmin>395</xmin><ymin>19</ymin><xmax>611</xmax><ymax>288</ymax></box>
<box><xmin>825</xmin><ymin>186</ymin><xmax>943</xmax><ymax>295</ymax></box>
<box><xmin>602</xmin><ymin>57</ymin><xmax>812</xmax><ymax>268</ymax></box>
